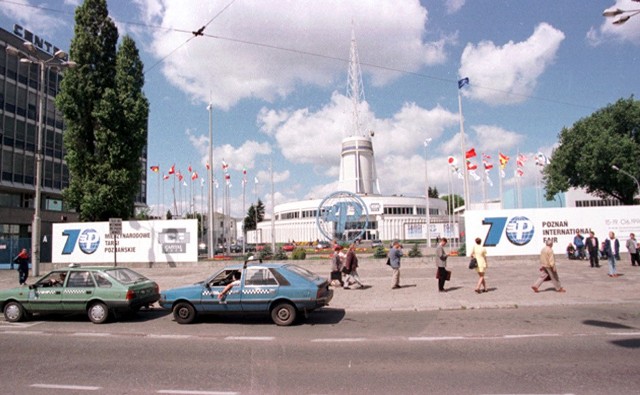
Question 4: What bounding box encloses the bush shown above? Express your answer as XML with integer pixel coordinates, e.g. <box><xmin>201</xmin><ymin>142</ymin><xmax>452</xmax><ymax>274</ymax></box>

<box><xmin>291</xmin><ymin>247</ymin><xmax>306</xmax><ymax>260</ymax></box>
<box><xmin>273</xmin><ymin>247</ymin><xmax>288</xmax><ymax>260</ymax></box>
<box><xmin>457</xmin><ymin>243</ymin><xmax>466</xmax><ymax>256</ymax></box>
<box><xmin>258</xmin><ymin>244</ymin><xmax>273</xmax><ymax>260</ymax></box>
<box><xmin>373</xmin><ymin>245</ymin><xmax>388</xmax><ymax>258</ymax></box>
<box><xmin>407</xmin><ymin>242</ymin><xmax>422</xmax><ymax>257</ymax></box>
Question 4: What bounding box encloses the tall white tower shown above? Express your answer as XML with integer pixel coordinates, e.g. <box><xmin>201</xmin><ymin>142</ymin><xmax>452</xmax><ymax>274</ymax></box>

<box><xmin>338</xmin><ymin>26</ymin><xmax>380</xmax><ymax>195</ymax></box>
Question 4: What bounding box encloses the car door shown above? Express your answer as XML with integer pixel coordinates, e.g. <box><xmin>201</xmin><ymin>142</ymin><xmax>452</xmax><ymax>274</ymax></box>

<box><xmin>62</xmin><ymin>271</ymin><xmax>96</xmax><ymax>312</ymax></box>
<box><xmin>27</xmin><ymin>271</ymin><xmax>67</xmax><ymax>313</ymax></box>
<box><xmin>201</xmin><ymin>269</ymin><xmax>243</xmax><ymax>312</ymax></box>
<box><xmin>241</xmin><ymin>267</ymin><xmax>280</xmax><ymax>312</ymax></box>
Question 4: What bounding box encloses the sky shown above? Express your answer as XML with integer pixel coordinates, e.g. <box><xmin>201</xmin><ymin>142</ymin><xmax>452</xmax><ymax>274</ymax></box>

<box><xmin>1</xmin><ymin>0</ymin><xmax>639</xmax><ymax>219</ymax></box>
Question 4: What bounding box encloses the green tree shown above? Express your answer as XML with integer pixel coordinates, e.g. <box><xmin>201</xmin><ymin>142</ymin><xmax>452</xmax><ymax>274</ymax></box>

<box><xmin>244</xmin><ymin>199</ymin><xmax>266</xmax><ymax>231</ymax></box>
<box><xmin>428</xmin><ymin>186</ymin><xmax>439</xmax><ymax>198</ymax></box>
<box><xmin>544</xmin><ymin>97</ymin><xmax>640</xmax><ymax>204</ymax></box>
<box><xmin>57</xmin><ymin>0</ymin><xmax>148</xmax><ymax>220</ymax></box>
<box><xmin>441</xmin><ymin>194</ymin><xmax>464</xmax><ymax>214</ymax></box>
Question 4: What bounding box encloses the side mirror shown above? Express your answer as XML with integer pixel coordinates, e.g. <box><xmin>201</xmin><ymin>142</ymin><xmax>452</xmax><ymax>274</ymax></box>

<box><xmin>28</xmin><ymin>284</ymin><xmax>36</xmax><ymax>290</ymax></box>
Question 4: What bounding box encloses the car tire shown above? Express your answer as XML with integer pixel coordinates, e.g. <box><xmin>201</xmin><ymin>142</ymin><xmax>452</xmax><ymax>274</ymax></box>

<box><xmin>173</xmin><ymin>302</ymin><xmax>196</xmax><ymax>324</ymax></box>
<box><xmin>4</xmin><ymin>301</ymin><xmax>27</xmax><ymax>323</ymax></box>
<box><xmin>87</xmin><ymin>302</ymin><xmax>109</xmax><ymax>324</ymax></box>
<box><xmin>271</xmin><ymin>302</ymin><xmax>296</xmax><ymax>326</ymax></box>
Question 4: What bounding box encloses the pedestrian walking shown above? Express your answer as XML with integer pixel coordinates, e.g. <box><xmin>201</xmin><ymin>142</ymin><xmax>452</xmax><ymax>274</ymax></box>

<box><xmin>532</xmin><ymin>240</ymin><xmax>565</xmax><ymax>293</ymax></box>
<box><xmin>471</xmin><ymin>237</ymin><xmax>488</xmax><ymax>293</ymax></box>
<box><xmin>625</xmin><ymin>233</ymin><xmax>639</xmax><ymax>267</ymax></box>
<box><xmin>435</xmin><ymin>238</ymin><xmax>449</xmax><ymax>292</ymax></box>
<box><xmin>343</xmin><ymin>243</ymin><xmax>364</xmax><ymax>289</ymax></box>
<box><xmin>388</xmin><ymin>241</ymin><xmax>403</xmax><ymax>289</ymax></box>
<box><xmin>573</xmin><ymin>231</ymin><xmax>585</xmax><ymax>259</ymax></box>
<box><xmin>329</xmin><ymin>245</ymin><xmax>344</xmax><ymax>287</ymax></box>
<box><xmin>585</xmin><ymin>231</ymin><xmax>600</xmax><ymax>268</ymax></box>
<box><xmin>13</xmin><ymin>248</ymin><xmax>30</xmax><ymax>286</ymax></box>
<box><xmin>604</xmin><ymin>231</ymin><xmax>620</xmax><ymax>277</ymax></box>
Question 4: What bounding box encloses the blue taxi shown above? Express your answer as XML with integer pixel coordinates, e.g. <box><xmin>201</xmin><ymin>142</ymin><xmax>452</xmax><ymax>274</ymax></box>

<box><xmin>158</xmin><ymin>259</ymin><xmax>333</xmax><ymax>326</ymax></box>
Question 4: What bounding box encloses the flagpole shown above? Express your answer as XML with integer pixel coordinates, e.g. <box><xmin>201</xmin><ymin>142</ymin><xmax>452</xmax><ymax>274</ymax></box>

<box><xmin>458</xmin><ymin>81</ymin><xmax>470</xmax><ymax>211</ymax></box>
<box><xmin>207</xmin><ymin>104</ymin><xmax>215</xmax><ymax>258</ymax></box>
<box><xmin>499</xmin><ymin>159</ymin><xmax>504</xmax><ymax>210</ymax></box>
<box><xmin>242</xmin><ymin>170</ymin><xmax>246</xmax><ymax>254</ymax></box>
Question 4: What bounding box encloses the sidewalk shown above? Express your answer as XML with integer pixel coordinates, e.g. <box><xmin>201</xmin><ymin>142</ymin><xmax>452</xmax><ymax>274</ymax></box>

<box><xmin>1</xmin><ymin>255</ymin><xmax>638</xmax><ymax>312</ymax></box>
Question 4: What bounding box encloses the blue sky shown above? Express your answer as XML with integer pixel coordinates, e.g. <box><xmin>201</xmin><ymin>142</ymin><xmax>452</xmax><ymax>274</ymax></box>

<box><xmin>2</xmin><ymin>0</ymin><xmax>639</xmax><ymax>218</ymax></box>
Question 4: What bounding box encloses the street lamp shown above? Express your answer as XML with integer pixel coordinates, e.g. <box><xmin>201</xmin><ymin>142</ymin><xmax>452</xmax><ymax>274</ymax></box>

<box><xmin>6</xmin><ymin>42</ymin><xmax>76</xmax><ymax>276</ymax></box>
<box><xmin>603</xmin><ymin>4</ymin><xmax>640</xmax><ymax>25</ymax></box>
<box><xmin>611</xmin><ymin>165</ymin><xmax>640</xmax><ymax>198</ymax></box>
<box><xmin>423</xmin><ymin>138</ymin><xmax>432</xmax><ymax>248</ymax></box>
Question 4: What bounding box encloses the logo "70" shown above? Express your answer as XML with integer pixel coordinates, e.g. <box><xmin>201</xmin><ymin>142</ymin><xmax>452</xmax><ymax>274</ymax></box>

<box><xmin>482</xmin><ymin>216</ymin><xmax>534</xmax><ymax>247</ymax></box>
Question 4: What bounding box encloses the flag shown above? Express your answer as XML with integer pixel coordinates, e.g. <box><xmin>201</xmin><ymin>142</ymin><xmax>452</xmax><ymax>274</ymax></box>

<box><xmin>469</xmin><ymin>169</ymin><xmax>481</xmax><ymax>181</ymax></box>
<box><xmin>466</xmin><ymin>160</ymin><xmax>478</xmax><ymax>170</ymax></box>
<box><xmin>188</xmin><ymin>165</ymin><xmax>192</xmax><ymax>173</ymax></box>
<box><xmin>222</xmin><ymin>160</ymin><xmax>229</xmax><ymax>172</ymax></box>
<box><xmin>516</xmin><ymin>168</ymin><xmax>524</xmax><ymax>177</ymax></box>
<box><xmin>254</xmin><ymin>176</ymin><xmax>259</xmax><ymax>184</ymax></box>
<box><xmin>465</xmin><ymin>148</ymin><xmax>477</xmax><ymax>159</ymax></box>
<box><xmin>499</xmin><ymin>153</ymin><xmax>510</xmax><ymax>169</ymax></box>
<box><xmin>168</xmin><ymin>164</ymin><xmax>175</xmax><ymax>175</ymax></box>
<box><xmin>191</xmin><ymin>171</ymin><xmax>198</xmax><ymax>180</ymax></box>
<box><xmin>205</xmin><ymin>162</ymin><xmax>210</xmax><ymax>170</ymax></box>
<box><xmin>458</xmin><ymin>77</ymin><xmax>469</xmax><ymax>89</ymax></box>
<box><xmin>177</xmin><ymin>172</ymin><xmax>184</xmax><ymax>182</ymax></box>
<box><xmin>451</xmin><ymin>166</ymin><xmax>463</xmax><ymax>180</ymax></box>
<box><xmin>447</xmin><ymin>156</ymin><xmax>457</xmax><ymax>166</ymax></box>
<box><xmin>163</xmin><ymin>174</ymin><xmax>170</xmax><ymax>180</ymax></box>
<box><xmin>482</xmin><ymin>153</ymin><xmax>493</xmax><ymax>170</ymax></box>
<box><xmin>484</xmin><ymin>162</ymin><xmax>494</xmax><ymax>170</ymax></box>
<box><xmin>485</xmin><ymin>170</ymin><xmax>494</xmax><ymax>186</ymax></box>
<box><xmin>225</xmin><ymin>173</ymin><xmax>231</xmax><ymax>185</ymax></box>
<box><xmin>150</xmin><ymin>165</ymin><xmax>159</xmax><ymax>173</ymax></box>
<box><xmin>200</xmin><ymin>178</ymin><xmax>205</xmax><ymax>187</ymax></box>
<box><xmin>517</xmin><ymin>153</ymin><xmax>527</xmax><ymax>167</ymax></box>
<box><xmin>535</xmin><ymin>152</ymin><xmax>550</xmax><ymax>167</ymax></box>
<box><xmin>183</xmin><ymin>181</ymin><xmax>188</xmax><ymax>187</ymax></box>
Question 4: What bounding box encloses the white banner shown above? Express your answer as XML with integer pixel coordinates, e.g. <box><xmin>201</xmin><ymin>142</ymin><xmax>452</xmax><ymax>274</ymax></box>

<box><xmin>404</xmin><ymin>223</ymin><xmax>460</xmax><ymax>240</ymax></box>
<box><xmin>464</xmin><ymin>206</ymin><xmax>640</xmax><ymax>256</ymax></box>
<box><xmin>52</xmin><ymin>219</ymin><xmax>198</xmax><ymax>264</ymax></box>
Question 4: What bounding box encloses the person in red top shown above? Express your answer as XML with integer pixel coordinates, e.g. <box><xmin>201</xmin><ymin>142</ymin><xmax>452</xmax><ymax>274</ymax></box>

<box><xmin>13</xmin><ymin>248</ymin><xmax>30</xmax><ymax>285</ymax></box>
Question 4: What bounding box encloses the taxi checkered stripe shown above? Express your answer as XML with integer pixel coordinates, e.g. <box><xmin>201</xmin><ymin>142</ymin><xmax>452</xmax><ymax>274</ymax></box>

<box><xmin>63</xmin><ymin>289</ymin><xmax>87</xmax><ymax>295</ymax></box>
<box><xmin>242</xmin><ymin>289</ymin><xmax>275</xmax><ymax>295</ymax></box>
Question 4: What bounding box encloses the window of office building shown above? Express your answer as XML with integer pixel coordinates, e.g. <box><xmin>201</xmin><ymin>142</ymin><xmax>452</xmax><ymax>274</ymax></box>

<box><xmin>13</xmin><ymin>153</ymin><xmax>23</xmax><ymax>183</ymax></box>
<box><xmin>24</xmin><ymin>153</ymin><xmax>34</xmax><ymax>185</ymax></box>
<box><xmin>15</xmin><ymin>119</ymin><xmax>25</xmax><ymax>150</ymax></box>
<box><xmin>4</xmin><ymin>82</ymin><xmax>16</xmax><ymax>114</ymax></box>
<box><xmin>0</xmin><ymin>192</ymin><xmax>20</xmax><ymax>208</ymax></box>
<box><xmin>26</xmin><ymin>123</ymin><xmax>35</xmax><ymax>152</ymax></box>
<box><xmin>2</xmin><ymin>150</ymin><xmax>13</xmax><ymax>182</ymax></box>
<box><xmin>3</xmin><ymin>115</ymin><xmax>14</xmax><ymax>146</ymax></box>
<box><xmin>44</xmin><ymin>160</ymin><xmax>53</xmax><ymax>188</ymax></box>
<box><xmin>27</xmin><ymin>89</ymin><xmax>36</xmax><ymax>120</ymax></box>
<box><xmin>16</xmin><ymin>85</ymin><xmax>27</xmax><ymax>117</ymax></box>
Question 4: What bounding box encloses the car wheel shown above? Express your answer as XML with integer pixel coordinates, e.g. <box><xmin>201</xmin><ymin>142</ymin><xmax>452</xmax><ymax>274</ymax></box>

<box><xmin>271</xmin><ymin>302</ymin><xmax>296</xmax><ymax>326</ymax></box>
<box><xmin>4</xmin><ymin>301</ymin><xmax>27</xmax><ymax>323</ymax></box>
<box><xmin>173</xmin><ymin>302</ymin><xmax>196</xmax><ymax>324</ymax></box>
<box><xmin>87</xmin><ymin>302</ymin><xmax>109</xmax><ymax>324</ymax></box>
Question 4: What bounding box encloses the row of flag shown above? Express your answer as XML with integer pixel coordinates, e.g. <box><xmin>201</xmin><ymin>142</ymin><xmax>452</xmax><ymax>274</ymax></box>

<box><xmin>448</xmin><ymin>148</ymin><xmax>550</xmax><ymax>184</ymax></box>
<box><xmin>149</xmin><ymin>162</ymin><xmax>259</xmax><ymax>188</ymax></box>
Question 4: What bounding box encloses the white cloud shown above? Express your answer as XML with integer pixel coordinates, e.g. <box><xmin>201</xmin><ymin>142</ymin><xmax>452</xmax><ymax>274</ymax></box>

<box><xmin>445</xmin><ymin>0</ymin><xmax>465</xmax><ymax>14</ymax></box>
<box><xmin>587</xmin><ymin>1</ymin><xmax>640</xmax><ymax>46</ymax></box>
<box><xmin>459</xmin><ymin>23</ymin><xmax>565</xmax><ymax>105</ymax></box>
<box><xmin>0</xmin><ymin>0</ymin><xmax>71</xmax><ymax>35</ymax></box>
<box><xmin>186</xmin><ymin>129</ymin><xmax>271</xmax><ymax>171</ymax></box>
<box><xmin>135</xmin><ymin>0</ymin><xmax>449</xmax><ymax>109</ymax></box>
<box><xmin>470</xmin><ymin>125</ymin><xmax>525</xmax><ymax>153</ymax></box>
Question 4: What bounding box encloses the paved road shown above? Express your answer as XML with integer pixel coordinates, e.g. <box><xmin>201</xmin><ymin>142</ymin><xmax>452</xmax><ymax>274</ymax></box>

<box><xmin>1</xmin><ymin>304</ymin><xmax>639</xmax><ymax>394</ymax></box>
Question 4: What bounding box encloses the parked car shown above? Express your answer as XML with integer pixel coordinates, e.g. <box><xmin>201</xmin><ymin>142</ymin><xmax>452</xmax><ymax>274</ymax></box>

<box><xmin>159</xmin><ymin>258</ymin><xmax>333</xmax><ymax>326</ymax></box>
<box><xmin>282</xmin><ymin>243</ymin><xmax>296</xmax><ymax>252</ymax></box>
<box><xmin>315</xmin><ymin>241</ymin><xmax>332</xmax><ymax>250</ymax></box>
<box><xmin>0</xmin><ymin>265</ymin><xmax>160</xmax><ymax>324</ymax></box>
<box><xmin>371</xmin><ymin>239</ymin><xmax>383</xmax><ymax>248</ymax></box>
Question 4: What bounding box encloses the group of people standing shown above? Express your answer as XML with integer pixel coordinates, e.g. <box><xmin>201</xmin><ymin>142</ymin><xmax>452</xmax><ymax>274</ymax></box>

<box><xmin>329</xmin><ymin>243</ymin><xmax>365</xmax><ymax>290</ymax></box>
<box><xmin>574</xmin><ymin>230</ymin><xmax>638</xmax><ymax>277</ymax></box>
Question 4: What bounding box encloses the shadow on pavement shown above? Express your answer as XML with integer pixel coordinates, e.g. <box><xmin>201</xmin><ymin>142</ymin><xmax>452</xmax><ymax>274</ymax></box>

<box><xmin>582</xmin><ymin>319</ymin><xmax>636</xmax><ymax>330</ymax></box>
<box><xmin>610</xmin><ymin>338</ymin><xmax>640</xmax><ymax>349</ymax></box>
<box><xmin>182</xmin><ymin>307</ymin><xmax>346</xmax><ymax>326</ymax></box>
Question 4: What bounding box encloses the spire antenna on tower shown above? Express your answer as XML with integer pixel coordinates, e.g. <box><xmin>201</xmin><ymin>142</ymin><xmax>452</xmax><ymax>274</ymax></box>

<box><xmin>347</xmin><ymin>21</ymin><xmax>366</xmax><ymax>137</ymax></box>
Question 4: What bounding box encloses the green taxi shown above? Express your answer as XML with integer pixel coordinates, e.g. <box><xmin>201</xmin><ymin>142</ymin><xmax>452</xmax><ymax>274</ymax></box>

<box><xmin>0</xmin><ymin>265</ymin><xmax>160</xmax><ymax>324</ymax></box>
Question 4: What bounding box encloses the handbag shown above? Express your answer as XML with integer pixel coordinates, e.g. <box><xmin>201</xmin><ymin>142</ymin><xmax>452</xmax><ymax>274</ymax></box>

<box><xmin>385</xmin><ymin>257</ymin><xmax>391</xmax><ymax>266</ymax></box>
<box><xmin>468</xmin><ymin>258</ymin><xmax>478</xmax><ymax>269</ymax></box>
<box><xmin>341</xmin><ymin>266</ymin><xmax>351</xmax><ymax>274</ymax></box>
<box><xmin>435</xmin><ymin>269</ymin><xmax>452</xmax><ymax>281</ymax></box>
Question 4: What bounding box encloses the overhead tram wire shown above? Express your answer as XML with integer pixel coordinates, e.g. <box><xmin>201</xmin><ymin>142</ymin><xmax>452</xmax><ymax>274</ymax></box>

<box><xmin>0</xmin><ymin>0</ymin><xmax>594</xmax><ymax>111</ymax></box>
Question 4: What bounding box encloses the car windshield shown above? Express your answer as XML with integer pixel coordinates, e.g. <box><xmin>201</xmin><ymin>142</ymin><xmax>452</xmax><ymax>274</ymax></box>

<box><xmin>103</xmin><ymin>268</ymin><xmax>149</xmax><ymax>284</ymax></box>
<box><xmin>284</xmin><ymin>264</ymin><xmax>320</xmax><ymax>282</ymax></box>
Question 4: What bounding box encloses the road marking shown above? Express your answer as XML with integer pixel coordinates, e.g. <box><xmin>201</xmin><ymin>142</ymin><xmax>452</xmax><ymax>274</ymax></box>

<box><xmin>408</xmin><ymin>336</ymin><xmax>466</xmax><ymax>341</ymax></box>
<box><xmin>607</xmin><ymin>331</ymin><xmax>640</xmax><ymax>336</ymax></box>
<box><xmin>147</xmin><ymin>334</ymin><xmax>193</xmax><ymax>339</ymax></box>
<box><xmin>73</xmin><ymin>332</ymin><xmax>112</xmax><ymax>337</ymax></box>
<box><xmin>224</xmin><ymin>336</ymin><xmax>274</xmax><ymax>341</ymax></box>
<box><xmin>311</xmin><ymin>338</ymin><xmax>367</xmax><ymax>342</ymax></box>
<box><xmin>503</xmin><ymin>334</ymin><xmax>560</xmax><ymax>339</ymax></box>
<box><xmin>31</xmin><ymin>384</ymin><xmax>101</xmax><ymax>391</ymax></box>
<box><xmin>157</xmin><ymin>390</ymin><xmax>238</xmax><ymax>394</ymax></box>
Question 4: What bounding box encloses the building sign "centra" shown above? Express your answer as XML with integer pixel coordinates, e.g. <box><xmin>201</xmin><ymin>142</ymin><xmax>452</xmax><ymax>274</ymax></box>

<box><xmin>12</xmin><ymin>24</ymin><xmax>64</xmax><ymax>57</ymax></box>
